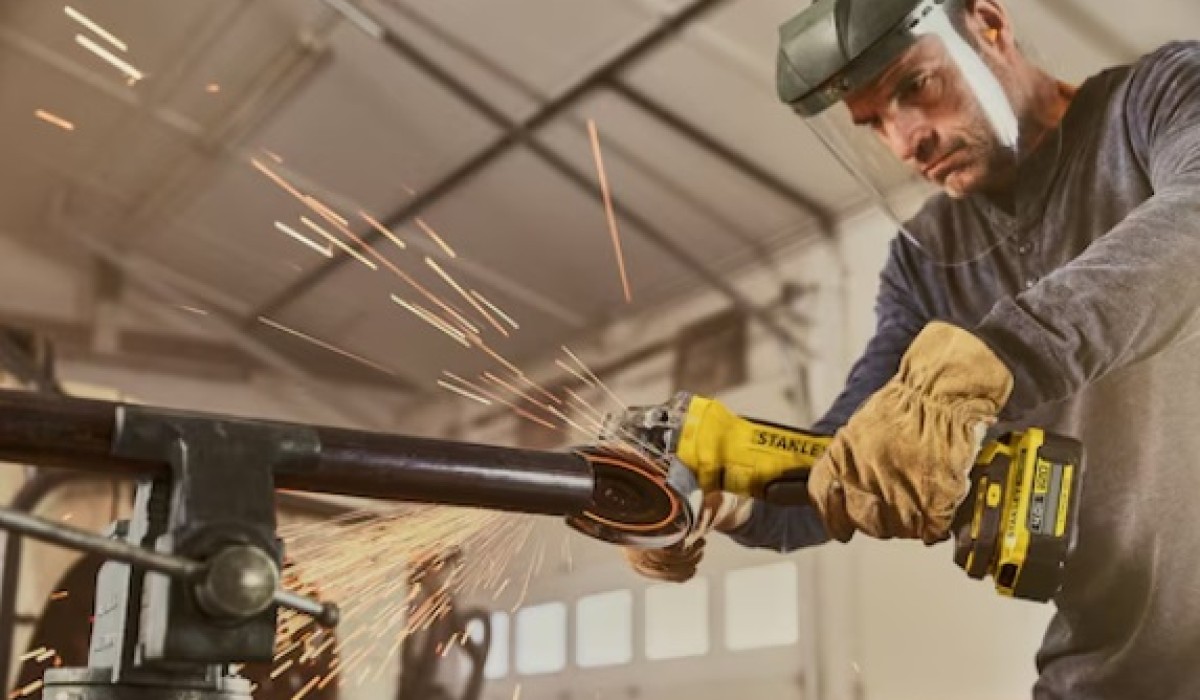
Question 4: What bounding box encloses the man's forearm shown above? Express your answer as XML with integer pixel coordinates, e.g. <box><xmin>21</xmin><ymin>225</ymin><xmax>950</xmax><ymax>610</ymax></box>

<box><xmin>724</xmin><ymin>500</ymin><xmax>830</xmax><ymax>553</ymax></box>
<box><xmin>977</xmin><ymin>181</ymin><xmax>1200</xmax><ymax>418</ymax></box>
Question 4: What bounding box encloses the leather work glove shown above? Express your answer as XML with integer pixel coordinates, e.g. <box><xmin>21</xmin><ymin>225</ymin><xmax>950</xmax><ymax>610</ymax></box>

<box><xmin>624</xmin><ymin>491</ymin><xmax>753</xmax><ymax>583</ymax></box>
<box><xmin>808</xmin><ymin>321</ymin><xmax>1014</xmax><ymax>544</ymax></box>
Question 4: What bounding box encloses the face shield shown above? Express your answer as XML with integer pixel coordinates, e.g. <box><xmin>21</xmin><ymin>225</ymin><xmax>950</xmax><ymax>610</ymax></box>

<box><xmin>778</xmin><ymin>0</ymin><xmax>1028</xmax><ymax>265</ymax></box>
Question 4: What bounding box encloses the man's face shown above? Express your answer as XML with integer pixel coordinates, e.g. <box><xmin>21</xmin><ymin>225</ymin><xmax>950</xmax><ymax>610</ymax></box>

<box><xmin>844</xmin><ymin>36</ymin><xmax>1014</xmax><ymax>197</ymax></box>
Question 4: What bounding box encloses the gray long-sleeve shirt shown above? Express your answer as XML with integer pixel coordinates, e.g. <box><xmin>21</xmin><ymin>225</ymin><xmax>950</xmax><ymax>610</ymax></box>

<box><xmin>729</xmin><ymin>42</ymin><xmax>1200</xmax><ymax>698</ymax></box>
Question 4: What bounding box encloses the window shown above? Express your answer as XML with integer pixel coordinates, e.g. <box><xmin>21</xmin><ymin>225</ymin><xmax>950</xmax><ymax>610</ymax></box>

<box><xmin>515</xmin><ymin>602</ymin><xmax>567</xmax><ymax>675</ymax></box>
<box><xmin>466</xmin><ymin>612</ymin><xmax>510</xmax><ymax>679</ymax></box>
<box><xmin>576</xmin><ymin>589</ymin><xmax>633</xmax><ymax>668</ymax></box>
<box><xmin>645</xmin><ymin>578</ymin><xmax>709</xmax><ymax>660</ymax></box>
<box><xmin>724</xmin><ymin>562</ymin><xmax>800</xmax><ymax>651</ymax></box>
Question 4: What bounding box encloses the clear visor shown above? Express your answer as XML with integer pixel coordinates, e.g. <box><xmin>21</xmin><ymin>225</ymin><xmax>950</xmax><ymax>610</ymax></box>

<box><xmin>808</xmin><ymin>11</ymin><xmax>1023</xmax><ymax>264</ymax></box>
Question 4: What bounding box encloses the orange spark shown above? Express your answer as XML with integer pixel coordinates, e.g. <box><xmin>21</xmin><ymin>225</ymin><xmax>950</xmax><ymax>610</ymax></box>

<box><xmin>514</xmin><ymin>372</ymin><xmax>563</xmax><ymax>406</ymax></box>
<box><xmin>206</xmin><ymin>83</ymin><xmax>221</xmax><ymax>94</ymax></box>
<box><xmin>563</xmin><ymin>388</ymin><xmax>611</xmax><ymax>437</ymax></box>
<box><xmin>444</xmin><ymin>373</ymin><xmax>556</xmax><ymax>430</ymax></box>
<box><xmin>469</xmin><ymin>289</ymin><xmax>519</xmax><ymax>330</ymax></box>
<box><xmin>437</xmin><ymin>379</ymin><xmax>491</xmax><ymax>406</ymax></box>
<box><xmin>9</xmin><ymin>679</ymin><xmax>43</xmax><ymax>698</ymax></box>
<box><xmin>312</xmin><ymin>213</ymin><xmax>484</xmax><ymax>337</ymax></box>
<box><xmin>359</xmin><ymin>211</ymin><xmax>408</xmax><ymax>251</ymax></box>
<box><xmin>291</xmin><ymin>675</ymin><xmax>321</xmax><ymax>700</ymax></box>
<box><xmin>318</xmin><ymin>668</ymin><xmax>342</xmax><ymax>689</ymax></box>
<box><xmin>547</xmin><ymin>405</ymin><xmax>591</xmax><ymax>438</ymax></box>
<box><xmin>49</xmin><ymin>590</ymin><xmax>68</xmax><ymax>601</ymax></box>
<box><xmin>587</xmin><ymin>119</ymin><xmax>632</xmax><ymax>303</ymax></box>
<box><xmin>277</xmin><ymin>505</ymin><xmax>544</xmax><ymax>685</ymax></box>
<box><xmin>562</xmin><ymin>345</ymin><xmax>625</xmax><ymax>408</ymax></box>
<box><xmin>75</xmin><ymin>34</ymin><xmax>143</xmax><ymax>83</ymax></box>
<box><xmin>300</xmin><ymin>217</ymin><xmax>377</xmax><ymax>271</ymax></box>
<box><xmin>251</xmin><ymin>158</ymin><xmax>306</xmax><ymax>200</ymax></box>
<box><xmin>467</xmin><ymin>336</ymin><xmax>522</xmax><ymax>376</ymax></box>
<box><xmin>391</xmin><ymin>295</ymin><xmax>471</xmax><ymax>347</ymax></box>
<box><xmin>303</xmin><ymin>196</ymin><xmax>350</xmax><ymax>227</ymax></box>
<box><xmin>34</xmin><ymin>109</ymin><xmax>74</xmax><ymax>131</ymax></box>
<box><xmin>414</xmin><ymin>218</ymin><xmax>456</xmax><ymax>258</ymax></box>
<box><xmin>274</xmin><ymin>221</ymin><xmax>332</xmax><ymax>258</ymax></box>
<box><xmin>555</xmin><ymin>359</ymin><xmax>595</xmax><ymax>387</ymax></box>
<box><xmin>482</xmin><ymin>372</ymin><xmax>553</xmax><ymax>414</ymax></box>
<box><xmin>256</xmin><ymin>316</ymin><xmax>398</xmax><ymax>376</ymax></box>
<box><xmin>248</xmin><ymin>158</ymin><xmax>484</xmax><ymax>339</ymax></box>
<box><xmin>425</xmin><ymin>258</ymin><xmax>508</xmax><ymax>336</ymax></box>
<box><xmin>65</xmin><ymin>6</ymin><xmax>127</xmax><ymax>52</ymax></box>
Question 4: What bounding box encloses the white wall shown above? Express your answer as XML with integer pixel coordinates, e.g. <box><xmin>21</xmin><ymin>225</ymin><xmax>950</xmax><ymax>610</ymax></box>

<box><xmin>402</xmin><ymin>204</ymin><xmax>1053</xmax><ymax>700</ymax></box>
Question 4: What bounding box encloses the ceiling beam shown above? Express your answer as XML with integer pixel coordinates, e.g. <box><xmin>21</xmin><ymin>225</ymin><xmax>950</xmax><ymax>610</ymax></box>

<box><xmin>371</xmin><ymin>0</ymin><xmax>828</xmax><ymax>263</ymax></box>
<box><xmin>0</xmin><ymin>309</ymin><xmax>400</xmax><ymax>387</ymax></box>
<box><xmin>247</xmin><ymin>0</ymin><xmax>733</xmax><ymax>321</ymax></box>
<box><xmin>608</xmin><ymin>80</ymin><xmax>835</xmax><ymax>231</ymax></box>
<box><xmin>51</xmin><ymin>201</ymin><xmax>415</xmax><ymax>429</ymax></box>
<box><xmin>0</xmin><ymin>26</ymin><xmax>207</xmax><ymax>139</ymax></box>
<box><xmin>0</xmin><ymin>18</ymin><xmax>590</xmax><ymax>332</ymax></box>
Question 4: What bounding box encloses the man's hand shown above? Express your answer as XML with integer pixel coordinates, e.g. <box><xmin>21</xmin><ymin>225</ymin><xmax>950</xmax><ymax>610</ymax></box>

<box><xmin>624</xmin><ymin>540</ymin><xmax>706</xmax><ymax>583</ymax></box>
<box><xmin>623</xmin><ymin>491</ymin><xmax>753</xmax><ymax>583</ymax></box>
<box><xmin>808</xmin><ymin>321</ymin><xmax>1014</xmax><ymax>544</ymax></box>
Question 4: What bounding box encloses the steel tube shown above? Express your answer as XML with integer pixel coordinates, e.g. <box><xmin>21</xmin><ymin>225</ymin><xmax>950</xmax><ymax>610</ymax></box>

<box><xmin>309</xmin><ymin>427</ymin><xmax>594</xmax><ymax>515</ymax></box>
<box><xmin>0</xmin><ymin>390</ymin><xmax>594</xmax><ymax>517</ymax></box>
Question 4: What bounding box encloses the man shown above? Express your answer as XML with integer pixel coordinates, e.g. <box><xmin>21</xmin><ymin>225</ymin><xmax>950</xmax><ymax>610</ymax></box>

<box><xmin>628</xmin><ymin>0</ymin><xmax>1200</xmax><ymax>697</ymax></box>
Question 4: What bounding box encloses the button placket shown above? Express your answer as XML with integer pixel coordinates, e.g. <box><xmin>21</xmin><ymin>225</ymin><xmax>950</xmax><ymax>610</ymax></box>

<box><xmin>1013</xmin><ymin>223</ymin><xmax>1038</xmax><ymax>289</ymax></box>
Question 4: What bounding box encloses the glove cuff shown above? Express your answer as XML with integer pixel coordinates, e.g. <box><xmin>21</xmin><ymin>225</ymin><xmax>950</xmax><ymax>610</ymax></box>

<box><xmin>900</xmin><ymin>321</ymin><xmax>1014</xmax><ymax>412</ymax></box>
<box><xmin>710</xmin><ymin>492</ymin><xmax>755</xmax><ymax>533</ymax></box>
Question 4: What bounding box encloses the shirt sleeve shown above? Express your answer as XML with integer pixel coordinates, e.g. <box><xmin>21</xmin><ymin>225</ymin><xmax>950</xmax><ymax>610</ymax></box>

<box><xmin>727</xmin><ymin>237</ymin><xmax>929</xmax><ymax>552</ymax></box>
<box><xmin>812</xmin><ymin>237</ymin><xmax>930</xmax><ymax>434</ymax></box>
<box><xmin>974</xmin><ymin>42</ymin><xmax>1200</xmax><ymax>418</ymax></box>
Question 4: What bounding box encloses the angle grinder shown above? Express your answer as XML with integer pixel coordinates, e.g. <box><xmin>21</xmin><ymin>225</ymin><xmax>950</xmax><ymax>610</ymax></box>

<box><xmin>567</xmin><ymin>392</ymin><xmax>1085</xmax><ymax>602</ymax></box>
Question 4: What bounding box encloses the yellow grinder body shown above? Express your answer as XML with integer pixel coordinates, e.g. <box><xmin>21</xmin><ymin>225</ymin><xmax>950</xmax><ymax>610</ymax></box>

<box><xmin>670</xmin><ymin>395</ymin><xmax>1084</xmax><ymax>602</ymax></box>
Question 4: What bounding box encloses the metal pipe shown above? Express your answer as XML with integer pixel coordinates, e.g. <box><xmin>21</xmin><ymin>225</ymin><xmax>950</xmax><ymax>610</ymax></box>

<box><xmin>0</xmin><ymin>390</ymin><xmax>594</xmax><ymax>517</ymax></box>
<box><xmin>307</xmin><ymin>425</ymin><xmax>593</xmax><ymax>514</ymax></box>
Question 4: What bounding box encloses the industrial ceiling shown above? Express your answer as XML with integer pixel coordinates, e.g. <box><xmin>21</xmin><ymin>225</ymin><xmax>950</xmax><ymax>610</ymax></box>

<box><xmin>0</xmin><ymin>0</ymin><xmax>1193</xmax><ymax>400</ymax></box>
